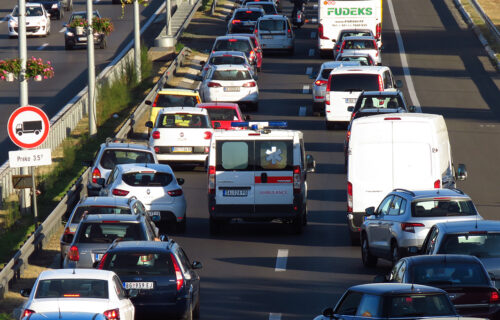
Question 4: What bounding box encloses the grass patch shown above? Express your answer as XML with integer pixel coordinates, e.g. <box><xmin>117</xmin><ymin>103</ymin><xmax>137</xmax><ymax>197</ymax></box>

<box><xmin>175</xmin><ymin>42</ymin><xmax>186</xmax><ymax>53</ymax></box>
<box><xmin>0</xmin><ymin>313</ymin><xmax>14</xmax><ymax>320</ymax></box>
<box><xmin>462</xmin><ymin>0</ymin><xmax>500</xmax><ymax>53</ymax></box>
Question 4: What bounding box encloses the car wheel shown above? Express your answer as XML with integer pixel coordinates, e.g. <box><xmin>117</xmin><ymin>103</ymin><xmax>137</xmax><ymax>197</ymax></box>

<box><xmin>209</xmin><ymin>217</ymin><xmax>220</xmax><ymax>235</ymax></box>
<box><xmin>292</xmin><ymin>213</ymin><xmax>303</xmax><ymax>234</ymax></box>
<box><xmin>177</xmin><ymin>218</ymin><xmax>187</xmax><ymax>233</ymax></box>
<box><xmin>184</xmin><ymin>302</ymin><xmax>193</xmax><ymax>320</ymax></box>
<box><xmin>65</xmin><ymin>42</ymin><xmax>73</xmax><ymax>50</ymax></box>
<box><xmin>193</xmin><ymin>298</ymin><xmax>200</xmax><ymax>319</ymax></box>
<box><xmin>99</xmin><ymin>38</ymin><xmax>107</xmax><ymax>49</ymax></box>
<box><xmin>391</xmin><ymin>241</ymin><xmax>401</xmax><ymax>266</ymax></box>
<box><xmin>361</xmin><ymin>234</ymin><xmax>377</xmax><ymax>267</ymax></box>
<box><xmin>257</xmin><ymin>66</ymin><xmax>261</xmax><ymax>72</ymax></box>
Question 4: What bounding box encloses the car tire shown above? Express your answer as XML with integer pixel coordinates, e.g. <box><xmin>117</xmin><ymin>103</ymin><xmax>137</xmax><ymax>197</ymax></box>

<box><xmin>209</xmin><ymin>217</ymin><xmax>220</xmax><ymax>235</ymax></box>
<box><xmin>319</xmin><ymin>50</ymin><xmax>329</xmax><ymax>59</ymax></box>
<box><xmin>177</xmin><ymin>218</ymin><xmax>187</xmax><ymax>233</ymax></box>
<box><xmin>292</xmin><ymin>214</ymin><xmax>303</xmax><ymax>234</ymax></box>
<box><xmin>184</xmin><ymin>302</ymin><xmax>193</xmax><ymax>320</ymax></box>
<box><xmin>252</xmin><ymin>102</ymin><xmax>259</xmax><ymax>112</ymax></box>
<box><xmin>361</xmin><ymin>234</ymin><xmax>377</xmax><ymax>267</ymax></box>
<box><xmin>193</xmin><ymin>298</ymin><xmax>200</xmax><ymax>319</ymax></box>
<box><xmin>391</xmin><ymin>241</ymin><xmax>401</xmax><ymax>266</ymax></box>
<box><xmin>99</xmin><ymin>38</ymin><xmax>107</xmax><ymax>49</ymax></box>
<box><xmin>257</xmin><ymin>66</ymin><xmax>261</xmax><ymax>72</ymax></box>
<box><xmin>349</xmin><ymin>229</ymin><xmax>360</xmax><ymax>245</ymax></box>
<box><xmin>65</xmin><ymin>42</ymin><xmax>73</xmax><ymax>50</ymax></box>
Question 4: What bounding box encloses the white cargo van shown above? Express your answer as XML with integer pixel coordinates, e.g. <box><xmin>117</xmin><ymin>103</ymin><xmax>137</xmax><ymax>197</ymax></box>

<box><xmin>346</xmin><ymin>113</ymin><xmax>467</xmax><ymax>244</ymax></box>
<box><xmin>318</xmin><ymin>0</ymin><xmax>382</xmax><ymax>58</ymax></box>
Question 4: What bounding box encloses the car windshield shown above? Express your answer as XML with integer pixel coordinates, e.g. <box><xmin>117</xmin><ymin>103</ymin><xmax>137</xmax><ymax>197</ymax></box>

<box><xmin>343</xmin><ymin>40</ymin><xmax>376</xmax><ymax>50</ymax></box>
<box><xmin>412</xmin><ymin>199</ymin><xmax>478</xmax><ymax>217</ymax></box>
<box><xmin>411</xmin><ymin>262</ymin><xmax>489</xmax><ymax>286</ymax></box>
<box><xmin>99</xmin><ymin>150</ymin><xmax>155</xmax><ymax>170</ymax></box>
<box><xmin>249</xmin><ymin>4</ymin><xmax>276</xmax><ymax>14</ymax></box>
<box><xmin>104</xmin><ymin>253</ymin><xmax>174</xmax><ymax>276</ymax></box>
<box><xmin>330</xmin><ymin>74</ymin><xmax>379</xmax><ymax>92</ymax></box>
<box><xmin>386</xmin><ymin>294</ymin><xmax>455</xmax><ymax>317</ymax></box>
<box><xmin>210</xmin><ymin>56</ymin><xmax>246</xmax><ymax>65</ymax></box>
<box><xmin>157</xmin><ymin>113</ymin><xmax>211</xmax><ymax>128</ymax></box>
<box><xmin>35</xmin><ymin>279</ymin><xmax>108</xmax><ymax>299</ymax></box>
<box><xmin>234</xmin><ymin>10</ymin><xmax>262</xmax><ymax>20</ymax></box>
<box><xmin>338</xmin><ymin>56</ymin><xmax>373</xmax><ymax>66</ymax></box>
<box><xmin>358</xmin><ymin>96</ymin><xmax>404</xmax><ymax>110</ymax></box>
<box><xmin>438</xmin><ymin>232</ymin><xmax>500</xmax><ymax>258</ymax></box>
<box><xmin>259</xmin><ymin>20</ymin><xmax>286</xmax><ymax>32</ymax></box>
<box><xmin>13</xmin><ymin>6</ymin><xmax>44</xmax><ymax>17</ymax></box>
<box><xmin>214</xmin><ymin>39</ymin><xmax>252</xmax><ymax>52</ymax></box>
<box><xmin>69</xmin><ymin>12</ymin><xmax>99</xmax><ymax>22</ymax></box>
<box><xmin>205</xmin><ymin>108</ymin><xmax>239</xmax><ymax>121</ymax></box>
<box><xmin>155</xmin><ymin>94</ymin><xmax>197</xmax><ymax>109</ymax></box>
<box><xmin>72</xmin><ymin>206</ymin><xmax>132</xmax><ymax>224</ymax></box>
<box><xmin>122</xmin><ymin>172</ymin><xmax>173</xmax><ymax>187</ymax></box>
<box><xmin>212</xmin><ymin>70</ymin><xmax>252</xmax><ymax>81</ymax></box>
<box><xmin>77</xmin><ymin>223</ymin><xmax>144</xmax><ymax>243</ymax></box>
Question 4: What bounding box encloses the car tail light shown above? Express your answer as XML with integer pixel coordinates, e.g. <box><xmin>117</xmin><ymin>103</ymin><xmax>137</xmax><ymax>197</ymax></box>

<box><xmin>23</xmin><ymin>310</ymin><xmax>35</xmax><ymax>318</ymax></box>
<box><xmin>315</xmin><ymin>80</ymin><xmax>327</xmax><ymax>86</ymax></box>
<box><xmin>97</xmin><ymin>253</ymin><xmax>108</xmax><ymax>269</ymax></box>
<box><xmin>384</xmin><ymin>117</ymin><xmax>401</xmax><ymax>120</ymax></box>
<box><xmin>319</xmin><ymin>24</ymin><xmax>329</xmax><ymax>40</ymax></box>
<box><xmin>208</xmin><ymin>165</ymin><xmax>216</xmax><ymax>195</ymax></box>
<box><xmin>434</xmin><ymin>179</ymin><xmax>441</xmax><ymax>188</ymax></box>
<box><xmin>104</xmin><ymin>309</ymin><xmax>120</xmax><ymax>320</ymax></box>
<box><xmin>287</xmin><ymin>28</ymin><xmax>292</xmax><ymax>38</ymax></box>
<box><xmin>314</xmin><ymin>96</ymin><xmax>324</xmax><ymax>99</ymax></box>
<box><xmin>152</xmin><ymin>131</ymin><xmax>160</xmax><ymax>139</ymax></box>
<box><xmin>249</xmin><ymin>50</ymin><xmax>255</xmax><ymax>60</ymax></box>
<box><xmin>228</xmin><ymin>39</ymin><xmax>237</xmax><ymax>42</ymax></box>
<box><xmin>351</xmin><ymin>112</ymin><xmax>356</xmax><ymax>120</ymax></box>
<box><xmin>68</xmin><ymin>245</ymin><xmax>79</xmax><ymax>261</ymax></box>
<box><xmin>346</xmin><ymin>130</ymin><xmax>351</xmax><ymax>144</ymax></box>
<box><xmin>347</xmin><ymin>182</ymin><xmax>353</xmax><ymax>213</ymax></box>
<box><xmin>64</xmin><ymin>227</ymin><xmax>74</xmax><ymax>236</ymax></box>
<box><xmin>246</xmin><ymin>10</ymin><xmax>252</xmax><ymax>13</ymax></box>
<box><xmin>152</xmin><ymin>95</ymin><xmax>158</xmax><ymax>108</ymax></box>
<box><xmin>378</xmin><ymin>75</ymin><xmax>383</xmax><ymax>91</ymax></box>
<box><xmin>168</xmin><ymin>189</ymin><xmax>183</xmax><ymax>196</ymax></box>
<box><xmin>170</xmin><ymin>253</ymin><xmax>184</xmax><ymax>291</ymax></box>
<box><xmin>112</xmin><ymin>189</ymin><xmax>129</xmax><ymax>196</ymax></box>
<box><xmin>375</xmin><ymin>23</ymin><xmax>381</xmax><ymax>40</ymax></box>
<box><xmin>293</xmin><ymin>166</ymin><xmax>301</xmax><ymax>194</ymax></box>
<box><xmin>232</xmin><ymin>19</ymin><xmax>241</xmax><ymax>24</ymax></box>
<box><xmin>91</xmin><ymin>167</ymin><xmax>101</xmax><ymax>184</ymax></box>
<box><xmin>154</xmin><ymin>146</ymin><xmax>160</xmax><ymax>153</ymax></box>
<box><xmin>340</xmin><ymin>41</ymin><xmax>346</xmax><ymax>54</ymax></box>
<box><xmin>204</xmin><ymin>131</ymin><xmax>212</xmax><ymax>140</ymax></box>
<box><xmin>490</xmin><ymin>291</ymin><xmax>500</xmax><ymax>303</ymax></box>
<box><xmin>401</xmin><ymin>222</ymin><xmax>424</xmax><ymax>233</ymax></box>
<box><xmin>207</xmin><ymin>82</ymin><xmax>222</xmax><ymax>88</ymax></box>
<box><xmin>243</xmin><ymin>81</ymin><xmax>256</xmax><ymax>87</ymax></box>
<box><xmin>335</xmin><ymin>45</ymin><xmax>340</xmax><ymax>52</ymax></box>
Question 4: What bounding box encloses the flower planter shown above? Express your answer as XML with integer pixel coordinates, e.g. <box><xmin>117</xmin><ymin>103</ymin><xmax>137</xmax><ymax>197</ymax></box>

<box><xmin>5</xmin><ymin>72</ymin><xmax>15</xmax><ymax>82</ymax></box>
<box><xmin>34</xmin><ymin>75</ymin><xmax>43</xmax><ymax>82</ymax></box>
<box><xmin>76</xmin><ymin>26</ymin><xmax>84</xmax><ymax>35</ymax></box>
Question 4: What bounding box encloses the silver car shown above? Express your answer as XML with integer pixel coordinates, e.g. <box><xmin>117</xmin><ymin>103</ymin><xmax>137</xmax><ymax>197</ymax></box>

<box><xmin>255</xmin><ymin>15</ymin><xmax>294</xmax><ymax>54</ymax></box>
<box><xmin>338</xmin><ymin>36</ymin><xmax>382</xmax><ymax>65</ymax></box>
<box><xmin>200</xmin><ymin>51</ymin><xmax>254</xmax><ymax>78</ymax></box>
<box><xmin>361</xmin><ymin>188</ymin><xmax>482</xmax><ymax>267</ymax></box>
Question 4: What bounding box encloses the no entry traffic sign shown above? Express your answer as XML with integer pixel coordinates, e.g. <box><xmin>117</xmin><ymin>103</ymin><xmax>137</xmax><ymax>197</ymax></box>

<box><xmin>7</xmin><ymin>105</ymin><xmax>50</xmax><ymax>149</ymax></box>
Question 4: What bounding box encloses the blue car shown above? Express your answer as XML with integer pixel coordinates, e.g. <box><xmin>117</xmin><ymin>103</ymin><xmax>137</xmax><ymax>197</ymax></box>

<box><xmin>97</xmin><ymin>240</ymin><xmax>202</xmax><ymax>319</ymax></box>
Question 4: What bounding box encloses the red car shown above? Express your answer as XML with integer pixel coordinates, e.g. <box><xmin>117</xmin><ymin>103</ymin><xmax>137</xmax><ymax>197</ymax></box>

<box><xmin>197</xmin><ymin>102</ymin><xmax>250</xmax><ymax>130</ymax></box>
<box><xmin>225</xmin><ymin>33</ymin><xmax>264</xmax><ymax>72</ymax></box>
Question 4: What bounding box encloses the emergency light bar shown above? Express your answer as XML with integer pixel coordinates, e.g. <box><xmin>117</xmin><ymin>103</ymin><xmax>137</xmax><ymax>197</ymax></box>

<box><xmin>231</xmin><ymin>121</ymin><xmax>287</xmax><ymax>129</ymax></box>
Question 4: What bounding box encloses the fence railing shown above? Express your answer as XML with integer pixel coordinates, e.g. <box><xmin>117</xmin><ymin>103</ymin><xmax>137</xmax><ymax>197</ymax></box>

<box><xmin>469</xmin><ymin>0</ymin><xmax>500</xmax><ymax>43</ymax></box>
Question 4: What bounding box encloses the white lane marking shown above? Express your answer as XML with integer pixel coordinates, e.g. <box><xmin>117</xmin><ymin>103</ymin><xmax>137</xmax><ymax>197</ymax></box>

<box><xmin>310</xmin><ymin>31</ymin><xmax>316</xmax><ymax>39</ymax></box>
<box><xmin>313</xmin><ymin>3</ymin><xmax>318</xmax><ymax>9</ymax></box>
<box><xmin>387</xmin><ymin>0</ymin><xmax>421</xmax><ymax>109</ymax></box>
<box><xmin>37</xmin><ymin>43</ymin><xmax>49</xmax><ymax>50</ymax></box>
<box><xmin>311</xmin><ymin>17</ymin><xmax>317</xmax><ymax>23</ymax></box>
<box><xmin>302</xmin><ymin>85</ymin><xmax>310</xmax><ymax>94</ymax></box>
<box><xmin>269</xmin><ymin>313</ymin><xmax>281</xmax><ymax>320</ymax></box>
<box><xmin>275</xmin><ymin>249</ymin><xmax>288</xmax><ymax>272</ymax></box>
<box><xmin>94</xmin><ymin>0</ymin><xmax>101</xmax><ymax>3</ymax></box>
<box><xmin>59</xmin><ymin>27</ymin><xmax>66</xmax><ymax>33</ymax></box>
<box><xmin>299</xmin><ymin>106</ymin><xmax>306</xmax><ymax>116</ymax></box>
<box><xmin>306</xmin><ymin>67</ymin><xmax>312</xmax><ymax>75</ymax></box>
<box><xmin>308</xmin><ymin>48</ymin><xmax>315</xmax><ymax>56</ymax></box>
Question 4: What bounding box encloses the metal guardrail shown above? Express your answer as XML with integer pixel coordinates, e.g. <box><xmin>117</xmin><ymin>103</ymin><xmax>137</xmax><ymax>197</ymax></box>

<box><xmin>469</xmin><ymin>0</ymin><xmax>500</xmax><ymax>43</ymax></box>
<box><xmin>0</xmin><ymin>46</ymin><xmax>192</xmax><ymax>300</ymax></box>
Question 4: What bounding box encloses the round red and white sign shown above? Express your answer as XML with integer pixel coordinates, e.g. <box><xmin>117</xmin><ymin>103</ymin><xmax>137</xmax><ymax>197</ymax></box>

<box><xmin>7</xmin><ymin>105</ymin><xmax>50</xmax><ymax>149</ymax></box>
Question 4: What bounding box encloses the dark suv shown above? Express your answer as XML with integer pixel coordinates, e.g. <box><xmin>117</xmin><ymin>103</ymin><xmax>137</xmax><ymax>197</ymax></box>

<box><xmin>64</xmin><ymin>10</ymin><xmax>106</xmax><ymax>50</ymax></box>
<box><xmin>98</xmin><ymin>240</ymin><xmax>202</xmax><ymax>319</ymax></box>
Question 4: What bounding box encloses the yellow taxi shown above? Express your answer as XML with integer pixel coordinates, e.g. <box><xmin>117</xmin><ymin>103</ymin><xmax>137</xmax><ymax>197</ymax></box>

<box><xmin>146</xmin><ymin>88</ymin><xmax>202</xmax><ymax>125</ymax></box>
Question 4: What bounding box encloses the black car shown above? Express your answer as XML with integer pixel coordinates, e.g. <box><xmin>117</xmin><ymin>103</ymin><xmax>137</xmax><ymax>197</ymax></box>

<box><xmin>98</xmin><ymin>240</ymin><xmax>202</xmax><ymax>320</ymax></box>
<box><xmin>227</xmin><ymin>7</ymin><xmax>264</xmax><ymax>34</ymax></box>
<box><xmin>314</xmin><ymin>283</ymin><xmax>459</xmax><ymax>320</ymax></box>
<box><xmin>376</xmin><ymin>254</ymin><xmax>500</xmax><ymax>319</ymax></box>
<box><xmin>64</xmin><ymin>10</ymin><xmax>106</xmax><ymax>50</ymax></box>
<box><xmin>27</xmin><ymin>0</ymin><xmax>63</xmax><ymax>20</ymax></box>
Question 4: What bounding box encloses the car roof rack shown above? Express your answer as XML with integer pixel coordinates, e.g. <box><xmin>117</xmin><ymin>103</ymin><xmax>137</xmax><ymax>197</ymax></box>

<box><xmin>392</xmin><ymin>188</ymin><xmax>415</xmax><ymax>196</ymax></box>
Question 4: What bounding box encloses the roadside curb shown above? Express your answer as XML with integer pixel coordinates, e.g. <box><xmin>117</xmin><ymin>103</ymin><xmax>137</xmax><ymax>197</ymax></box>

<box><xmin>453</xmin><ymin>0</ymin><xmax>500</xmax><ymax>72</ymax></box>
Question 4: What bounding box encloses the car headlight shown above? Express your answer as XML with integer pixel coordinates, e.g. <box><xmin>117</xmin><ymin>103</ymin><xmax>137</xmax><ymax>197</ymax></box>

<box><xmin>66</xmin><ymin>31</ymin><xmax>74</xmax><ymax>36</ymax></box>
<box><xmin>52</xmin><ymin>3</ymin><xmax>58</xmax><ymax>8</ymax></box>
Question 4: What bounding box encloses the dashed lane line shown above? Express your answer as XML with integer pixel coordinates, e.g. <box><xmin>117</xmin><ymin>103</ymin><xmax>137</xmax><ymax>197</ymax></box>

<box><xmin>310</xmin><ymin>31</ymin><xmax>316</xmax><ymax>39</ymax></box>
<box><xmin>275</xmin><ymin>249</ymin><xmax>288</xmax><ymax>272</ymax></box>
<box><xmin>269</xmin><ymin>313</ymin><xmax>281</xmax><ymax>320</ymax></box>
<box><xmin>313</xmin><ymin>3</ymin><xmax>318</xmax><ymax>9</ymax></box>
<box><xmin>309</xmin><ymin>48</ymin><xmax>315</xmax><ymax>56</ymax></box>
<box><xmin>37</xmin><ymin>43</ymin><xmax>49</xmax><ymax>50</ymax></box>
<box><xmin>299</xmin><ymin>106</ymin><xmax>306</xmax><ymax>116</ymax></box>
<box><xmin>59</xmin><ymin>27</ymin><xmax>66</xmax><ymax>33</ymax></box>
<box><xmin>302</xmin><ymin>85</ymin><xmax>310</xmax><ymax>94</ymax></box>
<box><xmin>311</xmin><ymin>17</ymin><xmax>317</xmax><ymax>23</ymax></box>
<box><xmin>306</xmin><ymin>67</ymin><xmax>312</xmax><ymax>75</ymax></box>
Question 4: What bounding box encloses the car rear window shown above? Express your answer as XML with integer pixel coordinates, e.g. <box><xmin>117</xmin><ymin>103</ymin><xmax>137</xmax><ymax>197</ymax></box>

<box><xmin>157</xmin><ymin>113</ymin><xmax>211</xmax><ymax>128</ymax></box>
<box><xmin>259</xmin><ymin>19</ymin><xmax>286</xmax><ymax>32</ymax></box>
<box><xmin>438</xmin><ymin>232</ymin><xmax>500</xmax><ymax>258</ymax></box>
<box><xmin>35</xmin><ymin>279</ymin><xmax>108</xmax><ymax>299</ymax></box>
<box><xmin>72</xmin><ymin>206</ymin><xmax>132</xmax><ymax>224</ymax></box>
<box><xmin>122</xmin><ymin>172</ymin><xmax>173</xmax><ymax>187</ymax></box>
<box><xmin>234</xmin><ymin>10</ymin><xmax>263</xmax><ymax>20</ymax></box>
<box><xmin>99</xmin><ymin>150</ymin><xmax>155</xmax><ymax>170</ymax></box>
<box><xmin>77</xmin><ymin>223</ymin><xmax>144</xmax><ymax>243</ymax></box>
<box><xmin>205</xmin><ymin>108</ymin><xmax>239</xmax><ymax>121</ymax></box>
<box><xmin>340</xmin><ymin>31</ymin><xmax>372</xmax><ymax>42</ymax></box>
<box><xmin>104</xmin><ymin>253</ymin><xmax>174</xmax><ymax>275</ymax></box>
<box><xmin>155</xmin><ymin>94</ymin><xmax>198</xmax><ymax>108</ymax></box>
<box><xmin>256</xmin><ymin>140</ymin><xmax>293</xmax><ymax>170</ymax></box>
<box><xmin>216</xmin><ymin>141</ymin><xmax>251</xmax><ymax>171</ymax></box>
<box><xmin>412</xmin><ymin>199</ymin><xmax>477</xmax><ymax>217</ymax></box>
<box><xmin>212</xmin><ymin>70</ymin><xmax>252</xmax><ymax>81</ymax></box>
<box><xmin>386</xmin><ymin>294</ymin><xmax>454</xmax><ymax>317</ymax></box>
<box><xmin>214</xmin><ymin>39</ymin><xmax>252</xmax><ymax>52</ymax></box>
<box><xmin>330</xmin><ymin>74</ymin><xmax>379</xmax><ymax>92</ymax></box>
<box><xmin>338</xmin><ymin>56</ymin><xmax>373</xmax><ymax>66</ymax></box>
<box><xmin>343</xmin><ymin>40</ymin><xmax>376</xmax><ymax>49</ymax></box>
<box><xmin>210</xmin><ymin>56</ymin><xmax>246</xmax><ymax>65</ymax></box>
<box><xmin>358</xmin><ymin>96</ymin><xmax>403</xmax><ymax>110</ymax></box>
<box><xmin>411</xmin><ymin>262</ymin><xmax>489</xmax><ymax>286</ymax></box>
<box><xmin>321</xmin><ymin>68</ymin><xmax>333</xmax><ymax>79</ymax></box>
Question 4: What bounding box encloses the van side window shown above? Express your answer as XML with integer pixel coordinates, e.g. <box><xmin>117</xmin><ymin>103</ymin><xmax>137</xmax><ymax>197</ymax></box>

<box><xmin>216</xmin><ymin>141</ymin><xmax>252</xmax><ymax>171</ymax></box>
<box><xmin>255</xmin><ymin>140</ymin><xmax>293</xmax><ymax>171</ymax></box>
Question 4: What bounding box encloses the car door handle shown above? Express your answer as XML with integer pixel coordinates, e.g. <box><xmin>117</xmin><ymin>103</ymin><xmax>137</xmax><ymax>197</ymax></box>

<box><xmin>261</xmin><ymin>172</ymin><xmax>267</xmax><ymax>183</ymax></box>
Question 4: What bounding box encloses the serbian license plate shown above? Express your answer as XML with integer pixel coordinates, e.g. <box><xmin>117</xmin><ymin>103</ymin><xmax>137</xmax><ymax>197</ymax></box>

<box><xmin>148</xmin><ymin>211</ymin><xmax>161</xmax><ymax>216</ymax></box>
<box><xmin>262</xmin><ymin>35</ymin><xmax>273</xmax><ymax>39</ymax></box>
<box><xmin>94</xmin><ymin>253</ymin><xmax>104</xmax><ymax>261</ymax></box>
<box><xmin>78</xmin><ymin>37</ymin><xmax>87</xmax><ymax>41</ymax></box>
<box><xmin>223</xmin><ymin>189</ymin><xmax>249</xmax><ymax>197</ymax></box>
<box><xmin>224</xmin><ymin>86</ymin><xmax>240</xmax><ymax>92</ymax></box>
<box><xmin>345</xmin><ymin>98</ymin><xmax>357</xmax><ymax>103</ymax></box>
<box><xmin>124</xmin><ymin>282</ymin><xmax>154</xmax><ymax>290</ymax></box>
<box><xmin>172</xmin><ymin>146</ymin><xmax>192</xmax><ymax>153</ymax></box>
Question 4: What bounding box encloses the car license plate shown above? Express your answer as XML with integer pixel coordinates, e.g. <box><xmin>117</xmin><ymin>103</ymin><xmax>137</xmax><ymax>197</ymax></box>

<box><xmin>172</xmin><ymin>146</ymin><xmax>192</xmax><ymax>153</ymax></box>
<box><xmin>223</xmin><ymin>189</ymin><xmax>248</xmax><ymax>197</ymax></box>
<box><xmin>94</xmin><ymin>253</ymin><xmax>104</xmax><ymax>261</ymax></box>
<box><xmin>345</xmin><ymin>98</ymin><xmax>357</xmax><ymax>103</ymax></box>
<box><xmin>224</xmin><ymin>87</ymin><xmax>240</xmax><ymax>92</ymax></box>
<box><xmin>148</xmin><ymin>211</ymin><xmax>161</xmax><ymax>216</ymax></box>
<box><xmin>79</xmin><ymin>37</ymin><xmax>87</xmax><ymax>41</ymax></box>
<box><xmin>124</xmin><ymin>282</ymin><xmax>154</xmax><ymax>290</ymax></box>
<box><xmin>262</xmin><ymin>35</ymin><xmax>273</xmax><ymax>39</ymax></box>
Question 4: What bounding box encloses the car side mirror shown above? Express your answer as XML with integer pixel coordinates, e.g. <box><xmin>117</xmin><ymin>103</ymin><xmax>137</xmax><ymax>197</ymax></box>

<box><xmin>395</xmin><ymin>80</ymin><xmax>403</xmax><ymax>89</ymax></box>
<box><xmin>145</xmin><ymin>121</ymin><xmax>153</xmax><ymax>128</ymax></box>
<box><xmin>96</xmin><ymin>178</ymin><xmax>106</xmax><ymax>186</ymax></box>
<box><xmin>408</xmin><ymin>246</ymin><xmax>419</xmax><ymax>255</ymax></box>
<box><xmin>365</xmin><ymin>206</ymin><xmax>375</xmax><ymax>216</ymax></box>
<box><xmin>177</xmin><ymin>178</ymin><xmax>185</xmax><ymax>186</ymax></box>
<box><xmin>145</xmin><ymin>100</ymin><xmax>152</xmax><ymax>106</ymax></box>
<box><xmin>306</xmin><ymin>154</ymin><xmax>316</xmax><ymax>173</ymax></box>
<box><xmin>456</xmin><ymin>164</ymin><xmax>467</xmax><ymax>181</ymax></box>
<box><xmin>244</xmin><ymin>115</ymin><xmax>251</xmax><ymax>121</ymax></box>
<box><xmin>409</xmin><ymin>105</ymin><xmax>416</xmax><ymax>112</ymax></box>
<box><xmin>347</xmin><ymin>106</ymin><xmax>354</xmax><ymax>112</ymax></box>
<box><xmin>126</xmin><ymin>289</ymin><xmax>139</xmax><ymax>298</ymax></box>
<box><xmin>373</xmin><ymin>274</ymin><xmax>388</xmax><ymax>283</ymax></box>
<box><xmin>322</xmin><ymin>307</ymin><xmax>335</xmax><ymax>318</ymax></box>
<box><xmin>20</xmin><ymin>288</ymin><xmax>31</xmax><ymax>297</ymax></box>
<box><xmin>489</xmin><ymin>273</ymin><xmax>497</xmax><ymax>281</ymax></box>
<box><xmin>214</xmin><ymin>122</ymin><xmax>221</xmax><ymax>129</ymax></box>
<box><xmin>192</xmin><ymin>261</ymin><xmax>203</xmax><ymax>269</ymax></box>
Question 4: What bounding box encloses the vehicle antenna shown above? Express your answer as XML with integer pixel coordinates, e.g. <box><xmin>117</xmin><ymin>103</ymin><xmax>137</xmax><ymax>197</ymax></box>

<box><xmin>475</xmin><ymin>214</ymin><xmax>478</xmax><ymax>229</ymax></box>
<box><xmin>411</xmin><ymin>282</ymin><xmax>414</xmax><ymax>291</ymax></box>
<box><xmin>72</xmin><ymin>268</ymin><xmax>76</xmax><ymax>275</ymax></box>
<box><xmin>59</xmin><ymin>306</ymin><xmax>62</xmax><ymax>319</ymax></box>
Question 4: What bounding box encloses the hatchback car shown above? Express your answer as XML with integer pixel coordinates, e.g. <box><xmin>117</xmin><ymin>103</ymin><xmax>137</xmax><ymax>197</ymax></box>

<box><xmin>200</xmin><ymin>64</ymin><xmax>259</xmax><ymax>111</ymax></box>
<box><xmin>60</xmin><ymin>196</ymin><xmax>147</xmax><ymax>266</ymax></box>
<box><xmin>378</xmin><ymin>255</ymin><xmax>500</xmax><ymax>319</ymax></box>
<box><xmin>63</xmin><ymin>214</ymin><xmax>160</xmax><ymax>268</ymax></box>
<box><xmin>98</xmin><ymin>240</ymin><xmax>202</xmax><ymax>319</ymax></box>
<box><xmin>227</xmin><ymin>7</ymin><xmax>264</xmax><ymax>33</ymax></box>
<box><xmin>8</xmin><ymin>3</ymin><xmax>51</xmax><ymax>38</ymax></box>
<box><xmin>211</xmin><ymin>35</ymin><xmax>259</xmax><ymax>70</ymax></box>
<box><xmin>314</xmin><ymin>283</ymin><xmax>459</xmax><ymax>320</ymax></box>
<box><xmin>338</xmin><ymin>36</ymin><xmax>382</xmax><ymax>65</ymax></box>
<box><xmin>83</xmin><ymin>141</ymin><xmax>158</xmax><ymax>196</ymax></box>
<box><xmin>19</xmin><ymin>269</ymin><xmax>135</xmax><ymax>320</ymax></box>
<box><xmin>336</xmin><ymin>52</ymin><xmax>376</xmax><ymax>66</ymax></box>
<box><xmin>361</xmin><ymin>188</ymin><xmax>482</xmax><ymax>267</ymax></box>
<box><xmin>64</xmin><ymin>11</ymin><xmax>105</xmax><ymax>50</ymax></box>
<box><xmin>223</xmin><ymin>33</ymin><xmax>263</xmax><ymax>71</ymax></box>
<box><xmin>145</xmin><ymin>88</ymin><xmax>202</xmax><ymax>126</ymax></box>
<box><xmin>245</xmin><ymin>1</ymin><xmax>278</xmax><ymax>15</ymax></box>
<box><xmin>200</xmin><ymin>51</ymin><xmax>254</xmax><ymax>78</ymax></box>
<box><xmin>255</xmin><ymin>15</ymin><xmax>294</xmax><ymax>54</ymax></box>
<box><xmin>333</xmin><ymin>29</ymin><xmax>379</xmax><ymax>58</ymax></box>
<box><xmin>197</xmin><ymin>102</ymin><xmax>249</xmax><ymax>130</ymax></box>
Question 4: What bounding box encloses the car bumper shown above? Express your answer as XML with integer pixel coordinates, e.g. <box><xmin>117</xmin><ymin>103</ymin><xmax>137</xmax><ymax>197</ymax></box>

<box><xmin>145</xmin><ymin>200</ymin><xmax>187</xmax><ymax>220</ymax></box>
<box><xmin>261</xmin><ymin>40</ymin><xmax>293</xmax><ymax>50</ymax></box>
<box><xmin>9</xmin><ymin>26</ymin><xmax>47</xmax><ymax>36</ymax></box>
<box><xmin>133</xmin><ymin>298</ymin><xmax>190</xmax><ymax>318</ymax></box>
<box><xmin>203</xmin><ymin>91</ymin><xmax>258</xmax><ymax>103</ymax></box>
<box><xmin>156</xmin><ymin>153</ymin><xmax>208</xmax><ymax>164</ymax></box>
<box><xmin>325</xmin><ymin>108</ymin><xmax>352</xmax><ymax>122</ymax></box>
<box><xmin>66</xmin><ymin>34</ymin><xmax>104</xmax><ymax>46</ymax></box>
<box><xmin>319</xmin><ymin>38</ymin><xmax>334</xmax><ymax>51</ymax></box>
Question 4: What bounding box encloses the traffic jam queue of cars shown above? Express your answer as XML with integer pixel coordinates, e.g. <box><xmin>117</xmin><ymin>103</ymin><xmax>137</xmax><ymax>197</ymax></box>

<box><xmin>13</xmin><ymin>0</ymin><xmax>500</xmax><ymax>319</ymax></box>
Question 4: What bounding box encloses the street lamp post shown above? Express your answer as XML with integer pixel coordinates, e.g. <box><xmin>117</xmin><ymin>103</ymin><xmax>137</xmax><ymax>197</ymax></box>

<box><xmin>87</xmin><ymin>0</ymin><xmax>97</xmax><ymax>137</ymax></box>
<box><xmin>134</xmin><ymin>0</ymin><xmax>141</xmax><ymax>82</ymax></box>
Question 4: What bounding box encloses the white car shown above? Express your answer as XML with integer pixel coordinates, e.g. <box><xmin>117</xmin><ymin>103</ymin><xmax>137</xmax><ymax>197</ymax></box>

<box><xmin>147</xmin><ymin>107</ymin><xmax>213</xmax><ymax>166</ymax></box>
<box><xmin>200</xmin><ymin>64</ymin><xmax>259</xmax><ymax>111</ymax></box>
<box><xmin>8</xmin><ymin>3</ymin><xmax>51</xmax><ymax>38</ymax></box>
<box><xmin>19</xmin><ymin>269</ymin><xmax>135</xmax><ymax>320</ymax></box>
<box><xmin>98</xmin><ymin>163</ymin><xmax>187</xmax><ymax>231</ymax></box>
<box><xmin>338</xmin><ymin>36</ymin><xmax>382</xmax><ymax>65</ymax></box>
